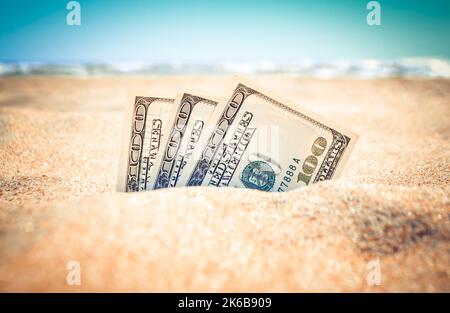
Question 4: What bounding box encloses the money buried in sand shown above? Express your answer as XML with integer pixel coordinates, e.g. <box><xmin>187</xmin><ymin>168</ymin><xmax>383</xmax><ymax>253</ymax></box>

<box><xmin>117</xmin><ymin>76</ymin><xmax>358</xmax><ymax>192</ymax></box>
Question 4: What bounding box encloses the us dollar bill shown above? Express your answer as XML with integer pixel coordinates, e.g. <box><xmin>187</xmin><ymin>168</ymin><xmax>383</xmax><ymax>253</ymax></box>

<box><xmin>184</xmin><ymin>76</ymin><xmax>358</xmax><ymax>192</ymax></box>
<box><xmin>147</xmin><ymin>92</ymin><xmax>218</xmax><ymax>189</ymax></box>
<box><xmin>117</xmin><ymin>96</ymin><xmax>174</xmax><ymax>192</ymax></box>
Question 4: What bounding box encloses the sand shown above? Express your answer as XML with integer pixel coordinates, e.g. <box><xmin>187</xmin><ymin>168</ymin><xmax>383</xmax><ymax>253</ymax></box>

<box><xmin>0</xmin><ymin>75</ymin><xmax>449</xmax><ymax>292</ymax></box>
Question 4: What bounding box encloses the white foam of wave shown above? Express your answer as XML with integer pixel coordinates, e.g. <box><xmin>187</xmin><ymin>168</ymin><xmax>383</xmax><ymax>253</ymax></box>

<box><xmin>0</xmin><ymin>58</ymin><xmax>449</xmax><ymax>78</ymax></box>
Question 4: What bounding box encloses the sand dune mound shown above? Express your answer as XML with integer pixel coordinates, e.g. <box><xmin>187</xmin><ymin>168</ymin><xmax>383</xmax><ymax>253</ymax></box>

<box><xmin>1</xmin><ymin>184</ymin><xmax>448</xmax><ymax>291</ymax></box>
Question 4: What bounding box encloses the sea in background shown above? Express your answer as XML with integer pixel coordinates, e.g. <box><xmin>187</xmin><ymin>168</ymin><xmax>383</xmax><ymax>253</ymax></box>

<box><xmin>0</xmin><ymin>57</ymin><xmax>449</xmax><ymax>78</ymax></box>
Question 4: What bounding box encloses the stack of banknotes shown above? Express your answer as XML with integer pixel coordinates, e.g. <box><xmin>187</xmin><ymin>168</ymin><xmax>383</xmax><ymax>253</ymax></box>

<box><xmin>117</xmin><ymin>76</ymin><xmax>358</xmax><ymax>192</ymax></box>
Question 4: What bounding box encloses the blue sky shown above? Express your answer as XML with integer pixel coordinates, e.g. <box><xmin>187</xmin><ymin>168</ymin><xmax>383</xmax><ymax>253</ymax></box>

<box><xmin>0</xmin><ymin>0</ymin><xmax>449</xmax><ymax>62</ymax></box>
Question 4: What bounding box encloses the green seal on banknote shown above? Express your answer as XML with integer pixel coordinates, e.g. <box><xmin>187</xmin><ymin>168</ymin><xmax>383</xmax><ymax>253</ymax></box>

<box><xmin>240</xmin><ymin>161</ymin><xmax>275</xmax><ymax>191</ymax></box>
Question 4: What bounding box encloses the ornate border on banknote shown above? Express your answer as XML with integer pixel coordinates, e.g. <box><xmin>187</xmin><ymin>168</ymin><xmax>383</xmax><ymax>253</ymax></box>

<box><xmin>186</xmin><ymin>83</ymin><xmax>351</xmax><ymax>188</ymax></box>
<box><xmin>126</xmin><ymin>97</ymin><xmax>173</xmax><ymax>192</ymax></box>
<box><xmin>153</xmin><ymin>94</ymin><xmax>217</xmax><ymax>189</ymax></box>
<box><xmin>314</xmin><ymin>129</ymin><xmax>350</xmax><ymax>183</ymax></box>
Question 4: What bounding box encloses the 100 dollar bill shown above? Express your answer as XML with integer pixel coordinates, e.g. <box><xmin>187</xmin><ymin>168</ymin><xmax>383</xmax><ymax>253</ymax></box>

<box><xmin>117</xmin><ymin>96</ymin><xmax>174</xmax><ymax>192</ymax></box>
<box><xmin>183</xmin><ymin>77</ymin><xmax>358</xmax><ymax>192</ymax></box>
<box><xmin>148</xmin><ymin>92</ymin><xmax>218</xmax><ymax>189</ymax></box>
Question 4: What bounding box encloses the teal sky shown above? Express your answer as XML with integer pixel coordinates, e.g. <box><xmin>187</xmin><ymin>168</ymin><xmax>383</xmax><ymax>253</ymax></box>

<box><xmin>0</xmin><ymin>0</ymin><xmax>449</xmax><ymax>62</ymax></box>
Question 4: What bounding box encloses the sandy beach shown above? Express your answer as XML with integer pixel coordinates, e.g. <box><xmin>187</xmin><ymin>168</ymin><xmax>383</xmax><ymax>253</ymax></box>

<box><xmin>0</xmin><ymin>75</ymin><xmax>449</xmax><ymax>292</ymax></box>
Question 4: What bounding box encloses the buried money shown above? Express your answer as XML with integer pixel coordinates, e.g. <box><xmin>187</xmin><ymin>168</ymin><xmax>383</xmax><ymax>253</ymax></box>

<box><xmin>117</xmin><ymin>76</ymin><xmax>358</xmax><ymax>192</ymax></box>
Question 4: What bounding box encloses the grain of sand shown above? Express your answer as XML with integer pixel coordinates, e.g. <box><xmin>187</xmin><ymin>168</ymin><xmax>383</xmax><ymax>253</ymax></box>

<box><xmin>0</xmin><ymin>75</ymin><xmax>449</xmax><ymax>291</ymax></box>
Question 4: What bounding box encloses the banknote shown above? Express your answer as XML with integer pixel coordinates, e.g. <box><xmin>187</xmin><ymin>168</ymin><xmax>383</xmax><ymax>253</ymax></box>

<box><xmin>183</xmin><ymin>76</ymin><xmax>358</xmax><ymax>192</ymax></box>
<box><xmin>116</xmin><ymin>96</ymin><xmax>174</xmax><ymax>192</ymax></box>
<box><xmin>147</xmin><ymin>92</ymin><xmax>218</xmax><ymax>189</ymax></box>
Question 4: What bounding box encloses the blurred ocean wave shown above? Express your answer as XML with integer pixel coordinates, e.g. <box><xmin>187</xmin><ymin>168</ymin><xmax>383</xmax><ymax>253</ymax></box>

<box><xmin>0</xmin><ymin>58</ymin><xmax>449</xmax><ymax>78</ymax></box>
